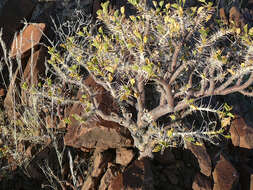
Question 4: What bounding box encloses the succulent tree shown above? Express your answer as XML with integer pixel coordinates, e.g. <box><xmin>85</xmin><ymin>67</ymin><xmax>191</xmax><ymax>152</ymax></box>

<box><xmin>44</xmin><ymin>0</ymin><xmax>253</xmax><ymax>158</ymax></box>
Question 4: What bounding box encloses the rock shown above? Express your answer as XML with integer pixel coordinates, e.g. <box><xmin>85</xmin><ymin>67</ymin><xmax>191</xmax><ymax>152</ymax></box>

<box><xmin>116</xmin><ymin>148</ymin><xmax>134</xmax><ymax>166</ymax></box>
<box><xmin>64</xmin><ymin>75</ymin><xmax>133</xmax><ymax>150</ymax></box>
<box><xmin>81</xmin><ymin>176</ymin><xmax>98</xmax><ymax>190</ymax></box>
<box><xmin>163</xmin><ymin>170</ymin><xmax>178</xmax><ymax>185</ymax></box>
<box><xmin>108</xmin><ymin>172</ymin><xmax>124</xmax><ymax>190</ymax></box>
<box><xmin>230</xmin><ymin>116</ymin><xmax>253</xmax><ymax>149</ymax></box>
<box><xmin>10</xmin><ymin>23</ymin><xmax>46</xmax><ymax>58</ymax></box>
<box><xmin>91</xmin><ymin>150</ymin><xmax>113</xmax><ymax>178</ymax></box>
<box><xmin>99</xmin><ymin>165</ymin><xmax>120</xmax><ymax>190</ymax></box>
<box><xmin>21</xmin><ymin>46</ymin><xmax>46</xmax><ymax>96</ymax></box>
<box><xmin>219</xmin><ymin>8</ymin><xmax>228</xmax><ymax>25</ymax></box>
<box><xmin>0</xmin><ymin>88</ymin><xmax>5</xmax><ymax>97</ymax></box>
<box><xmin>192</xmin><ymin>172</ymin><xmax>212</xmax><ymax>190</ymax></box>
<box><xmin>64</xmin><ymin>117</ymin><xmax>133</xmax><ymax>151</ymax></box>
<box><xmin>0</xmin><ymin>0</ymin><xmax>37</xmax><ymax>53</ymax></box>
<box><xmin>4</xmin><ymin>46</ymin><xmax>46</xmax><ymax>119</ymax></box>
<box><xmin>229</xmin><ymin>6</ymin><xmax>245</xmax><ymax>28</ymax></box>
<box><xmin>153</xmin><ymin>148</ymin><xmax>175</xmax><ymax>165</ymax></box>
<box><xmin>108</xmin><ymin>158</ymin><xmax>154</xmax><ymax>190</ymax></box>
<box><xmin>213</xmin><ymin>155</ymin><xmax>239</xmax><ymax>190</ymax></box>
<box><xmin>4</xmin><ymin>57</ymin><xmax>27</xmax><ymax>118</ymax></box>
<box><xmin>239</xmin><ymin>164</ymin><xmax>253</xmax><ymax>190</ymax></box>
<box><xmin>186</xmin><ymin>142</ymin><xmax>212</xmax><ymax>177</ymax></box>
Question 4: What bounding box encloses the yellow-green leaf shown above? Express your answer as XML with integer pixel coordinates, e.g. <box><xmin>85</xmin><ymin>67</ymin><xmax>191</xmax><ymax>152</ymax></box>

<box><xmin>197</xmin><ymin>6</ymin><xmax>204</xmax><ymax>14</ymax></box>
<box><xmin>143</xmin><ymin>35</ymin><xmax>148</xmax><ymax>44</ymax></box>
<box><xmin>120</xmin><ymin>6</ymin><xmax>125</xmax><ymax>15</ymax></box>
<box><xmin>152</xmin><ymin>144</ymin><xmax>162</xmax><ymax>152</ymax></box>
<box><xmin>249</xmin><ymin>27</ymin><xmax>253</xmax><ymax>36</ymax></box>
<box><xmin>169</xmin><ymin>115</ymin><xmax>176</xmax><ymax>120</ymax></box>
<box><xmin>105</xmin><ymin>66</ymin><xmax>115</xmax><ymax>73</ymax></box>
<box><xmin>221</xmin><ymin>117</ymin><xmax>231</xmax><ymax>128</ymax></box>
<box><xmin>167</xmin><ymin>128</ymin><xmax>174</xmax><ymax>137</ymax></box>
<box><xmin>130</xmin><ymin>78</ymin><xmax>135</xmax><ymax>86</ymax></box>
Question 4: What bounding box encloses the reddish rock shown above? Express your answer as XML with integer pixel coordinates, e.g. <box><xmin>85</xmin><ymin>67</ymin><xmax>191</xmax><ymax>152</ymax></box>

<box><xmin>99</xmin><ymin>165</ymin><xmax>120</xmax><ymax>190</ymax></box>
<box><xmin>0</xmin><ymin>0</ymin><xmax>37</xmax><ymax>53</ymax></box>
<box><xmin>230</xmin><ymin>116</ymin><xmax>253</xmax><ymax>149</ymax></box>
<box><xmin>81</xmin><ymin>176</ymin><xmax>98</xmax><ymax>190</ymax></box>
<box><xmin>0</xmin><ymin>88</ymin><xmax>5</xmax><ymax>96</ymax></box>
<box><xmin>64</xmin><ymin>118</ymin><xmax>133</xmax><ymax>151</ymax></box>
<box><xmin>64</xmin><ymin>76</ymin><xmax>133</xmax><ymax>150</ymax></box>
<box><xmin>91</xmin><ymin>150</ymin><xmax>113</xmax><ymax>178</ymax></box>
<box><xmin>4</xmin><ymin>47</ymin><xmax>46</xmax><ymax>119</ymax></box>
<box><xmin>187</xmin><ymin>142</ymin><xmax>212</xmax><ymax>176</ymax></box>
<box><xmin>4</xmin><ymin>57</ymin><xmax>27</xmax><ymax>118</ymax></box>
<box><xmin>116</xmin><ymin>148</ymin><xmax>134</xmax><ymax>166</ymax></box>
<box><xmin>213</xmin><ymin>155</ymin><xmax>239</xmax><ymax>190</ymax></box>
<box><xmin>108</xmin><ymin>172</ymin><xmax>124</xmax><ymax>190</ymax></box>
<box><xmin>10</xmin><ymin>23</ymin><xmax>46</xmax><ymax>58</ymax></box>
<box><xmin>192</xmin><ymin>172</ymin><xmax>212</xmax><ymax>190</ymax></box>
<box><xmin>219</xmin><ymin>8</ymin><xmax>228</xmax><ymax>25</ymax></box>
<box><xmin>109</xmin><ymin>158</ymin><xmax>154</xmax><ymax>190</ymax></box>
<box><xmin>229</xmin><ymin>6</ymin><xmax>245</xmax><ymax>28</ymax></box>
<box><xmin>21</xmin><ymin>47</ymin><xmax>46</xmax><ymax>98</ymax></box>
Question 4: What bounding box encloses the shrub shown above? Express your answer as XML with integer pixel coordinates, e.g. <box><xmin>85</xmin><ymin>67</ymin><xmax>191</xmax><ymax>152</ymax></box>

<box><xmin>32</xmin><ymin>0</ymin><xmax>253</xmax><ymax>158</ymax></box>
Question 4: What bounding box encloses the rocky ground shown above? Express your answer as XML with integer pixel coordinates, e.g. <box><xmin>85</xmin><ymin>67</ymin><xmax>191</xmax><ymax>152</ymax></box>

<box><xmin>0</xmin><ymin>0</ymin><xmax>253</xmax><ymax>190</ymax></box>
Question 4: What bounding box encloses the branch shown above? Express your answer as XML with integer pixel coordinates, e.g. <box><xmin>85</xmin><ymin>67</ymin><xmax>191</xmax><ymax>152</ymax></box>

<box><xmin>148</xmin><ymin>103</ymin><xmax>174</xmax><ymax>121</ymax></box>
<box><xmin>154</xmin><ymin>78</ymin><xmax>174</xmax><ymax>108</ymax></box>
<box><xmin>217</xmin><ymin>72</ymin><xmax>253</xmax><ymax>95</ymax></box>
<box><xmin>169</xmin><ymin>60</ymin><xmax>193</xmax><ymax>85</ymax></box>
<box><xmin>207</xmin><ymin>67</ymin><xmax>215</xmax><ymax>95</ymax></box>
<box><xmin>136</xmin><ymin>75</ymin><xmax>145</xmax><ymax>127</ymax></box>
<box><xmin>170</xmin><ymin>42</ymin><xmax>183</xmax><ymax>74</ymax></box>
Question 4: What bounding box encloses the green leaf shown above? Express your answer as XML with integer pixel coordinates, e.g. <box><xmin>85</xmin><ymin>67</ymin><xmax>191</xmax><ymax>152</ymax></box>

<box><xmin>169</xmin><ymin>115</ymin><xmax>176</xmax><ymax>120</ymax></box>
<box><xmin>152</xmin><ymin>144</ymin><xmax>162</xmax><ymax>152</ymax></box>
<box><xmin>129</xmin><ymin>15</ymin><xmax>136</xmax><ymax>22</ymax></box>
<box><xmin>222</xmin><ymin>134</ymin><xmax>231</xmax><ymax>139</ymax></box>
<box><xmin>142</xmin><ymin>65</ymin><xmax>153</xmax><ymax>75</ymax></box>
<box><xmin>171</xmin><ymin>3</ymin><xmax>178</xmax><ymax>9</ymax></box>
<box><xmin>82</xmin><ymin>94</ymin><xmax>87</xmax><ymax>99</ymax></box>
<box><xmin>227</xmin><ymin>112</ymin><xmax>234</xmax><ymax>118</ymax></box>
<box><xmin>165</xmin><ymin>3</ymin><xmax>170</xmax><ymax>9</ymax></box>
<box><xmin>105</xmin><ymin>66</ymin><xmax>115</xmax><ymax>73</ymax></box>
<box><xmin>185</xmin><ymin>136</ymin><xmax>195</xmax><ymax>142</ymax></box>
<box><xmin>167</xmin><ymin>128</ymin><xmax>174</xmax><ymax>137</ymax></box>
<box><xmin>197</xmin><ymin>6</ymin><xmax>204</xmax><ymax>14</ymax></box>
<box><xmin>120</xmin><ymin>6</ymin><xmax>125</xmax><ymax>15</ymax></box>
<box><xmin>143</xmin><ymin>35</ymin><xmax>148</xmax><ymax>44</ymax></box>
<box><xmin>22</xmin><ymin>82</ymin><xmax>28</xmax><ymax>90</ymax></box>
<box><xmin>159</xmin><ymin>1</ymin><xmax>164</xmax><ymax>7</ymax></box>
<box><xmin>249</xmin><ymin>27</ymin><xmax>253</xmax><ymax>36</ymax></box>
<box><xmin>243</xmin><ymin>24</ymin><xmax>248</xmax><ymax>34</ymax></box>
<box><xmin>77</xmin><ymin>31</ymin><xmax>85</xmax><ymax>37</ymax></box>
<box><xmin>133</xmin><ymin>30</ymin><xmax>142</xmax><ymax>40</ymax></box>
<box><xmin>130</xmin><ymin>78</ymin><xmax>135</xmax><ymax>86</ymax></box>
<box><xmin>153</xmin><ymin>1</ymin><xmax>157</xmax><ymax>7</ymax></box>
<box><xmin>114</xmin><ymin>10</ymin><xmax>119</xmax><ymax>17</ymax></box>
<box><xmin>98</xmin><ymin>26</ymin><xmax>103</xmax><ymax>34</ymax></box>
<box><xmin>101</xmin><ymin>1</ymin><xmax>110</xmax><ymax>14</ymax></box>
<box><xmin>198</xmin><ymin>0</ymin><xmax>206</xmax><ymax>3</ymax></box>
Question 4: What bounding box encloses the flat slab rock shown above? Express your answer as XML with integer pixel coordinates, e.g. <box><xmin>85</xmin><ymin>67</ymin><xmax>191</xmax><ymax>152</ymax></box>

<box><xmin>64</xmin><ymin>75</ymin><xmax>133</xmax><ymax>151</ymax></box>
<box><xmin>64</xmin><ymin>117</ymin><xmax>133</xmax><ymax>150</ymax></box>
